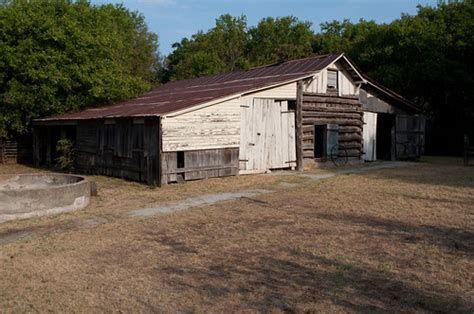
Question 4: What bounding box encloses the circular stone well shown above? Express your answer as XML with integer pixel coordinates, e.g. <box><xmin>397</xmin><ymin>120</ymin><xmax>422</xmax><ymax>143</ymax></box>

<box><xmin>0</xmin><ymin>173</ymin><xmax>92</xmax><ymax>223</ymax></box>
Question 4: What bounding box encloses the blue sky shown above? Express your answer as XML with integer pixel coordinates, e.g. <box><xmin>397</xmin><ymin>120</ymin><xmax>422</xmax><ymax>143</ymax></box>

<box><xmin>92</xmin><ymin>0</ymin><xmax>438</xmax><ymax>56</ymax></box>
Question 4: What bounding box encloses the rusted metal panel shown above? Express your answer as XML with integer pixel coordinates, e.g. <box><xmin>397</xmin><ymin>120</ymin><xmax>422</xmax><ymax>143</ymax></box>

<box><xmin>38</xmin><ymin>54</ymin><xmax>342</xmax><ymax>122</ymax></box>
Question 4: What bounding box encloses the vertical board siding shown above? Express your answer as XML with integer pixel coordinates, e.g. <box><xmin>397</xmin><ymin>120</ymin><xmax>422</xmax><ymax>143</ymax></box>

<box><xmin>304</xmin><ymin>62</ymin><xmax>358</xmax><ymax>96</ymax></box>
<box><xmin>161</xmin><ymin>148</ymin><xmax>239</xmax><ymax>184</ymax></box>
<box><xmin>395</xmin><ymin>114</ymin><xmax>425</xmax><ymax>159</ymax></box>
<box><xmin>239</xmin><ymin>98</ymin><xmax>296</xmax><ymax>172</ymax></box>
<box><xmin>162</xmin><ymin>98</ymin><xmax>241</xmax><ymax>152</ymax></box>
<box><xmin>363</xmin><ymin>112</ymin><xmax>378</xmax><ymax>161</ymax></box>
<box><xmin>73</xmin><ymin>117</ymin><xmax>160</xmax><ymax>184</ymax></box>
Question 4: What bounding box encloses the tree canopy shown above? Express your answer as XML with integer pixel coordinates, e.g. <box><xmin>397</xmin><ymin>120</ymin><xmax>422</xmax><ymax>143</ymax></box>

<box><xmin>0</xmin><ymin>0</ymin><xmax>159</xmax><ymax>138</ymax></box>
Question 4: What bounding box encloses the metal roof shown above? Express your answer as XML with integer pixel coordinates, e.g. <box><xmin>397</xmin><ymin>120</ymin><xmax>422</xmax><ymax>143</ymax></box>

<box><xmin>37</xmin><ymin>54</ymin><xmax>342</xmax><ymax>121</ymax></box>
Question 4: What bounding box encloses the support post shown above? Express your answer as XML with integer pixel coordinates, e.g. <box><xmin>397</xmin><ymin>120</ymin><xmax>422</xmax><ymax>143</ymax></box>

<box><xmin>296</xmin><ymin>80</ymin><xmax>304</xmax><ymax>171</ymax></box>
<box><xmin>46</xmin><ymin>127</ymin><xmax>51</xmax><ymax>166</ymax></box>
<box><xmin>33</xmin><ymin>127</ymin><xmax>40</xmax><ymax>166</ymax></box>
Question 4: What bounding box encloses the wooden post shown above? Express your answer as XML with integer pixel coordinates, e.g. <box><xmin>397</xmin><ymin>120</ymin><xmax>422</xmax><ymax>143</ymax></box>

<box><xmin>296</xmin><ymin>80</ymin><xmax>304</xmax><ymax>171</ymax></box>
<box><xmin>46</xmin><ymin>127</ymin><xmax>51</xmax><ymax>166</ymax></box>
<box><xmin>33</xmin><ymin>127</ymin><xmax>40</xmax><ymax>166</ymax></box>
<box><xmin>157</xmin><ymin>117</ymin><xmax>162</xmax><ymax>187</ymax></box>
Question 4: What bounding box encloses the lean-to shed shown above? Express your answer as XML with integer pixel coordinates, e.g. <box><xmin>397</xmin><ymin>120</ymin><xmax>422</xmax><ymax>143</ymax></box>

<box><xmin>34</xmin><ymin>53</ymin><xmax>425</xmax><ymax>185</ymax></box>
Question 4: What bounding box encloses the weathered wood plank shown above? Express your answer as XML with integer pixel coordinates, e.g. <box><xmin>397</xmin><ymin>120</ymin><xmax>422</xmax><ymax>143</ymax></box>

<box><xmin>296</xmin><ymin>80</ymin><xmax>304</xmax><ymax>171</ymax></box>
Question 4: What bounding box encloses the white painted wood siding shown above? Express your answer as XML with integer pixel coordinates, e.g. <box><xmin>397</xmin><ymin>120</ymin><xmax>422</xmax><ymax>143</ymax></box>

<box><xmin>162</xmin><ymin>98</ymin><xmax>241</xmax><ymax>151</ymax></box>
<box><xmin>240</xmin><ymin>98</ymin><xmax>296</xmax><ymax>172</ymax></box>
<box><xmin>249</xmin><ymin>82</ymin><xmax>297</xmax><ymax>99</ymax></box>
<box><xmin>363</xmin><ymin>112</ymin><xmax>377</xmax><ymax>161</ymax></box>
<box><xmin>304</xmin><ymin>62</ymin><xmax>358</xmax><ymax>96</ymax></box>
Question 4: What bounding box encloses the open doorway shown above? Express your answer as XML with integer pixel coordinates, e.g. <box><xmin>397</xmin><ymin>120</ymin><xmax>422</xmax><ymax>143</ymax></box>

<box><xmin>376</xmin><ymin>113</ymin><xmax>395</xmax><ymax>160</ymax></box>
<box><xmin>314</xmin><ymin>125</ymin><xmax>327</xmax><ymax>158</ymax></box>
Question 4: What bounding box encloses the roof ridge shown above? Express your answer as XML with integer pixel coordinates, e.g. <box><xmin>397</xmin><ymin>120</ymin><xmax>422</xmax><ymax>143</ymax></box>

<box><xmin>165</xmin><ymin>53</ymin><xmax>342</xmax><ymax>86</ymax></box>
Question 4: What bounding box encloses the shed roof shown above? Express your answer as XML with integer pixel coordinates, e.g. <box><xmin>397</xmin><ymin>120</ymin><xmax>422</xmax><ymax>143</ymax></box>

<box><xmin>37</xmin><ymin>54</ymin><xmax>342</xmax><ymax>121</ymax></box>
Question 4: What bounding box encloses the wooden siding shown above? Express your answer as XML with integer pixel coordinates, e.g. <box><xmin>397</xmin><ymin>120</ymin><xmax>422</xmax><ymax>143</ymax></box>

<box><xmin>0</xmin><ymin>136</ymin><xmax>32</xmax><ymax>164</ymax></box>
<box><xmin>34</xmin><ymin>117</ymin><xmax>161</xmax><ymax>185</ymax></box>
<box><xmin>395</xmin><ymin>114</ymin><xmax>426</xmax><ymax>160</ymax></box>
<box><xmin>239</xmin><ymin>98</ymin><xmax>296</xmax><ymax>173</ymax></box>
<box><xmin>363</xmin><ymin>112</ymin><xmax>378</xmax><ymax>161</ymax></box>
<box><xmin>162</xmin><ymin>98</ymin><xmax>241</xmax><ymax>152</ymax></box>
<box><xmin>249</xmin><ymin>82</ymin><xmax>297</xmax><ymax>99</ymax></box>
<box><xmin>302</xmin><ymin>93</ymin><xmax>364</xmax><ymax>161</ymax></box>
<box><xmin>0</xmin><ymin>139</ymin><xmax>16</xmax><ymax>163</ymax></box>
<box><xmin>359</xmin><ymin>89</ymin><xmax>410</xmax><ymax>115</ymax></box>
<box><xmin>161</xmin><ymin>148</ymin><xmax>239</xmax><ymax>184</ymax></box>
<box><xmin>304</xmin><ymin>62</ymin><xmax>358</xmax><ymax>96</ymax></box>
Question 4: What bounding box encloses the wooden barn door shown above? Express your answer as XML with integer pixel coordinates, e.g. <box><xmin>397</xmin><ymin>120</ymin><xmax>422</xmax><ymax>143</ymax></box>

<box><xmin>239</xmin><ymin>98</ymin><xmax>296</xmax><ymax>173</ymax></box>
<box><xmin>395</xmin><ymin>114</ymin><xmax>425</xmax><ymax>159</ymax></box>
<box><xmin>363</xmin><ymin>112</ymin><xmax>378</xmax><ymax>161</ymax></box>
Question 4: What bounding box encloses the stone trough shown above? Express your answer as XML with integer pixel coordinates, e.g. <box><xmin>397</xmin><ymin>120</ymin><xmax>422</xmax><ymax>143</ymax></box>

<box><xmin>0</xmin><ymin>173</ymin><xmax>92</xmax><ymax>224</ymax></box>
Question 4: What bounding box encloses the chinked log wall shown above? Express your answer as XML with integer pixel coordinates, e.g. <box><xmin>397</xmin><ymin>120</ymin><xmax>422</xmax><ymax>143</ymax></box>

<box><xmin>302</xmin><ymin>92</ymin><xmax>364</xmax><ymax>161</ymax></box>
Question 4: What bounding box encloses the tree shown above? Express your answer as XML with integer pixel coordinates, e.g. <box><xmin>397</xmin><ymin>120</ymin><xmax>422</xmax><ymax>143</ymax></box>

<box><xmin>165</xmin><ymin>14</ymin><xmax>248</xmax><ymax>81</ymax></box>
<box><xmin>247</xmin><ymin>16</ymin><xmax>314</xmax><ymax>65</ymax></box>
<box><xmin>0</xmin><ymin>0</ymin><xmax>159</xmax><ymax>138</ymax></box>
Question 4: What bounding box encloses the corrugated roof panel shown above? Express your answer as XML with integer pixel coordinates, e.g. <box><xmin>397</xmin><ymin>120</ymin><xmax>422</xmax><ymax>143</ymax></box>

<box><xmin>39</xmin><ymin>54</ymin><xmax>342</xmax><ymax>121</ymax></box>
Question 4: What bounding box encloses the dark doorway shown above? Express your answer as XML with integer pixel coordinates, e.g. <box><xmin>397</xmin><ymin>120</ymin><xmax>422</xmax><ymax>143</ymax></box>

<box><xmin>376</xmin><ymin>113</ymin><xmax>396</xmax><ymax>160</ymax></box>
<box><xmin>314</xmin><ymin>125</ymin><xmax>327</xmax><ymax>158</ymax></box>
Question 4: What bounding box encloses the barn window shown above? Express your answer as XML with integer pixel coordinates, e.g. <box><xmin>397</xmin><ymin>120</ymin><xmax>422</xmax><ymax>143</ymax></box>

<box><xmin>288</xmin><ymin>100</ymin><xmax>297</xmax><ymax>111</ymax></box>
<box><xmin>177</xmin><ymin>151</ymin><xmax>185</xmax><ymax>169</ymax></box>
<box><xmin>327</xmin><ymin>70</ymin><xmax>338</xmax><ymax>93</ymax></box>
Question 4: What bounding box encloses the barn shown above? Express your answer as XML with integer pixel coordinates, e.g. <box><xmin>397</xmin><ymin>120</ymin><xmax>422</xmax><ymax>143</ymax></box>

<box><xmin>33</xmin><ymin>53</ymin><xmax>425</xmax><ymax>185</ymax></box>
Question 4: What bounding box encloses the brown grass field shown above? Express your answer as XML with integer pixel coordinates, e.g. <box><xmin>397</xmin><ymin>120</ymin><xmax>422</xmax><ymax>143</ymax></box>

<box><xmin>0</xmin><ymin>157</ymin><xmax>473</xmax><ymax>312</ymax></box>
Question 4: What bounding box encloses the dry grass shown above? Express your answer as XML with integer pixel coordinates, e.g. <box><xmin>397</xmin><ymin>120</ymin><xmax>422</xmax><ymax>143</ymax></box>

<box><xmin>0</xmin><ymin>157</ymin><xmax>473</xmax><ymax>312</ymax></box>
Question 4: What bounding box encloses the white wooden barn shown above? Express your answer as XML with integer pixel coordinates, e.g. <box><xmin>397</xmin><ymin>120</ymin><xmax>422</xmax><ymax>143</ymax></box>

<box><xmin>34</xmin><ymin>53</ymin><xmax>424</xmax><ymax>185</ymax></box>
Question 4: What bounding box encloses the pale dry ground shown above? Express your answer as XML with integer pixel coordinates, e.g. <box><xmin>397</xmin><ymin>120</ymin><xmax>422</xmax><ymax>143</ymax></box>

<box><xmin>0</xmin><ymin>158</ymin><xmax>473</xmax><ymax>312</ymax></box>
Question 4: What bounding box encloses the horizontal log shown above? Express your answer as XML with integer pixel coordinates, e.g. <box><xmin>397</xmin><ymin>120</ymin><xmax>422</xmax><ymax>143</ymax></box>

<box><xmin>339</xmin><ymin>142</ymin><xmax>362</xmax><ymax>149</ymax></box>
<box><xmin>339</xmin><ymin>134</ymin><xmax>363</xmax><ymax>142</ymax></box>
<box><xmin>303</xmin><ymin>95</ymin><xmax>361</xmax><ymax>106</ymax></box>
<box><xmin>303</xmin><ymin>118</ymin><xmax>364</xmax><ymax>127</ymax></box>
<box><xmin>302</xmin><ymin>105</ymin><xmax>362</xmax><ymax>114</ymax></box>
<box><xmin>339</xmin><ymin>126</ymin><xmax>362</xmax><ymax>133</ymax></box>
<box><xmin>334</xmin><ymin>149</ymin><xmax>361</xmax><ymax>158</ymax></box>
<box><xmin>303</xmin><ymin>92</ymin><xmax>359</xmax><ymax>100</ymax></box>
<box><xmin>303</xmin><ymin>112</ymin><xmax>362</xmax><ymax>120</ymax></box>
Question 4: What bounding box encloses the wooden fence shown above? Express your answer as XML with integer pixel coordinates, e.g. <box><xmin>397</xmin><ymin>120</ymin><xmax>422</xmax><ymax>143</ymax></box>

<box><xmin>0</xmin><ymin>139</ymin><xmax>18</xmax><ymax>163</ymax></box>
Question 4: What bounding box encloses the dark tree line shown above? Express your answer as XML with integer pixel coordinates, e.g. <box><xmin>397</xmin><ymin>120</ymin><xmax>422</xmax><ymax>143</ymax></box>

<box><xmin>163</xmin><ymin>1</ymin><xmax>473</xmax><ymax>154</ymax></box>
<box><xmin>0</xmin><ymin>0</ymin><xmax>471</xmax><ymax>155</ymax></box>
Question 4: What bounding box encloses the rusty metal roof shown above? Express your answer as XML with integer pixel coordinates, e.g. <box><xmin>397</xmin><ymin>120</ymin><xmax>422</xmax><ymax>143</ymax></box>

<box><xmin>38</xmin><ymin>54</ymin><xmax>342</xmax><ymax>121</ymax></box>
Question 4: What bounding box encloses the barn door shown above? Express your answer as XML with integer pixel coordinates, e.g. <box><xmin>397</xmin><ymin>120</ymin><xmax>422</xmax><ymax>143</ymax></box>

<box><xmin>239</xmin><ymin>98</ymin><xmax>296</xmax><ymax>173</ymax></box>
<box><xmin>395</xmin><ymin>114</ymin><xmax>425</xmax><ymax>160</ymax></box>
<box><xmin>363</xmin><ymin>112</ymin><xmax>377</xmax><ymax>161</ymax></box>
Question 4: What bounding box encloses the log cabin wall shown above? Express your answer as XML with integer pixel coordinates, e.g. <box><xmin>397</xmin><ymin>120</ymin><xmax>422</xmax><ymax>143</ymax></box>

<box><xmin>301</xmin><ymin>92</ymin><xmax>364</xmax><ymax>165</ymax></box>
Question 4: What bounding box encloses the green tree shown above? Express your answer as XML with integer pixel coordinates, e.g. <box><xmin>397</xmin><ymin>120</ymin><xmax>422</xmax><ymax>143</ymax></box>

<box><xmin>165</xmin><ymin>14</ymin><xmax>248</xmax><ymax>81</ymax></box>
<box><xmin>0</xmin><ymin>0</ymin><xmax>159</xmax><ymax>138</ymax></box>
<box><xmin>247</xmin><ymin>16</ymin><xmax>314</xmax><ymax>65</ymax></box>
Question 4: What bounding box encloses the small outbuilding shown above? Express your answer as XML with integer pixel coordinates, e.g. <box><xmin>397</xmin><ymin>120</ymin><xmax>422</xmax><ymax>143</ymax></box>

<box><xmin>33</xmin><ymin>53</ymin><xmax>425</xmax><ymax>185</ymax></box>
